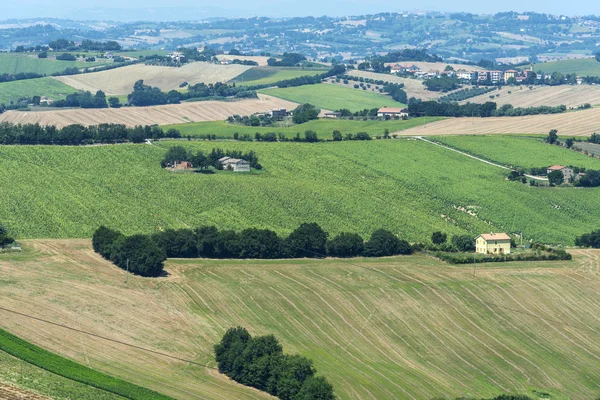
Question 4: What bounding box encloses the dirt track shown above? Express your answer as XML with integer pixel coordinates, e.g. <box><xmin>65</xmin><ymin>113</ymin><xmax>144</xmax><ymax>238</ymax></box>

<box><xmin>396</xmin><ymin>107</ymin><xmax>600</xmax><ymax>137</ymax></box>
<box><xmin>0</xmin><ymin>95</ymin><xmax>299</xmax><ymax>127</ymax></box>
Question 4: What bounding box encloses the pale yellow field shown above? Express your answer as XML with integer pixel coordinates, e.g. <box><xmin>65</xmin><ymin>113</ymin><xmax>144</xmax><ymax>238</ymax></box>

<box><xmin>384</xmin><ymin>61</ymin><xmax>485</xmax><ymax>72</ymax></box>
<box><xmin>1</xmin><ymin>241</ymin><xmax>599</xmax><ymax>400</ymax></box>
<box><xmin>0</xmin><ymin>95</ymin><xmax>298</xmax><ymax>127</ymax></box>
<box><xmin>216</xmin><ymin>55</ymin><xmax>271</xmax><ymax>66</ymax></box>
<box><xmin>347</xmin><ymin>70</ymin><xmax>447</xmax><ymax>100</ymax></box>
<box><xmin>397</xmin><ymin>107</ymin><xmax>600</xmax><ymax>137</ymax></box>
<box><xmin>463</xmin><ymin>85</ymin><xmax>600</xmax><ymax>108</ymax></box>
<box><xmin>53</xmin><ymin>62</ymin><xmax>252</xmax><ymax>95</ymax></box>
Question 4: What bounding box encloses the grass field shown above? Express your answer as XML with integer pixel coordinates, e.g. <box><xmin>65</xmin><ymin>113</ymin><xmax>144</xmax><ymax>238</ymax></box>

<box><xmin>0</xmin><ymin>53</ymin><xmax>110</xmax><ymax>75</ymax></box>
<box><xmin>1</xmin><ymin>240</ymin><xmax>599</xmax><ymax>399</ymax></box>
<box><xmin>1</xmin><ymin>139</ymin><xmax>600</xmax><ymax>244</ymax></box>
<box><xmin>230</xmin><ymin>67</ymin><xmax>326</xmax><ymax>86</ymax></box>
<box><xmin>0</xmin><ymin>95</ymin><xmax>297</xmax><ymax>127</ymax></box>
<box><xmin>433</xmin><ymin>135</ymin><xmax>600</xmax><ymax>169</ymax></box>
<box><xmin>259</xmin><ymin>84</ymin><xmax>406</xmax><ymax>111</ymax></box>
<box><xmin>0</xmin><ymin>77</ymin><xmax>77</xmax><ymax>104</ymax></box>
<box><xmin>347</xmin><ymin>70</ymin><xmax>449</xmax><ymax>101</ymax></box>
<box><xmin>534</xmin><ymin>58</ymin><xmax>600</xmax><ymax>77</ymax></box>
<box><xmin>0</xmin><ymin>329</ymin><xmax>171</xmax><ymax>399</ymax></box>
<box><xmin>397</xmin><ymin>107</ymin><xmax>600</xmax><ymax>137</ymax></box>
<box><xmin>161</xmin><ymin>117</ymin><xmax>444</xmax><ymax>139</ymax></box>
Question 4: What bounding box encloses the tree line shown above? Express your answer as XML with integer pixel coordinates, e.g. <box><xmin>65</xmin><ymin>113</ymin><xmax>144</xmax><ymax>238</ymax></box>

<box><xmin>407</xmin><ymin>101</ymin><xmax>567</xmax><ymax>118</ymax></box>
<box><xmin>161</xmin><ymin>146</ymin><xmax>262</xmax><ymax>170</ymax></box>
<box><xmin>0</xmin><ymin>223</ymin><xmax>15</xmax><ymax>248</ymax></box>
<box><xmin>92</xmin><ymin>223</ymin><xmax>414</xmax><ymax>276</ymax></box>
<box><xmin>575</xmin><ymin>230</ymin><xmax>600</xmax><ymax>248</ymax></box>
<box><xmin>48</xmin><ymin>38</ymin><xmax>122</xmax><ymax>51</ymax></box>
<box><xmin>215</xmin><ymin>327</ymin><xmax>335</xmax><ymax>400</ymax></box>
<box><xmin>0</xmin><ymin>122</ymin><xmax>181</xmax><ymax>145</ymax></box>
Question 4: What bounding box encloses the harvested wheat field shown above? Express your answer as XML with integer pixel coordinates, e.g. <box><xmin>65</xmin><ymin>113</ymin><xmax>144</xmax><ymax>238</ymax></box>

<box><xmin>347</xmin><ymin>70</ymin><xmax>448</xmax><ymax>100</ymax></box>
<box><xmin>0</xmin><ymin>94</ymin><xmax>298</xmax><ymax>127</ymax></box>
<box><xmin>0</xmin><ymin>383</ymin><xmax>50</xmax><ymax>400</ymax></box>
<box><xmin>1</xmin><ymin>240</ymin><xmax>599</xmax><ymax>399</ymax></box>
<box><xmin>215</xmin><ymin>55</ymin><xmax>271</xmax><ymax>66</ymax></box>
<box><xmin>384</xmin><ymin>61</ymin><xmax>485</xmax><ymax>72</ymax></box>
<box><xmin>398</xmin><ymin>107</ymin><xmax>600</xmax><ymax>137</ymax></box>
<box><xmin>53</xmin><ymin>62</ymin><xmax>252</xmax><ymax>95</ymax></box>
<box><xmin>464</xmin><ymin>85</ymin><xmax>600</xmax><ymax>108</ymax></box>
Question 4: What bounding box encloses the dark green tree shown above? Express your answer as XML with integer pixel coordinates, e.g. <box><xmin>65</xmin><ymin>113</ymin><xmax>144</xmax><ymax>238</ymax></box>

<box><xmin>451</xmin><ymin>235</ymin><xmax>475</xmax><ymax>252</ymax></box>
<box><xmin>431</xmin><ymin>231</ymin><xmax>447</xmax><ymax>245</ymax></box>
<box><xmin>110</xmin><ymin>234</ymin><xmax>167</xmax><ymax>277</ymax></box>
<box><xmin>364</xmin><ymin>230</ymin><xmax>412</xmax><ymax>257</ymax></box>
<box><xmin>296</xmin><ymin>376</ymin><xmax>336</xmax><ymax>400</ymax></box>
<box><xmin>161</xmin><ymin>146</ymin><xmax>189</xmax><ymax>167</ymax></box>
<box><xmin>92</xmin><ymin>226</ymin><xmax>123</xmax><ymax>259</ymax></box>
<box><xmin>286</xmin><ymin>223</ymin><xmax>328</xmax><ymax>258</ymax></box>
<box><xmin>326</xmin><ymin>232</ymin><xmax>364</xmax><ymax>257</ymax></box>
<box><xmin>546</xmin><ymin>129</ymin><xmax>558</xmax><ymax>144</ymax></box>
<box><xmin>332</xmin><ymin>130</ymin><xmax>342</xmax><ymax>141</ymax></box>
<box><xmin>547</xmin><ymin>170</ymin><xmax>564</xmax><ymax>186</ymax></box>
<box><xmin>292</xmin><ymin>104</ymin><xmax>320</xmax><ymax>124</ymax></box>
<box><xmin>0</xmin><ymin>223</ymin><xmax>14</xmax><ymax>247</ymax></box>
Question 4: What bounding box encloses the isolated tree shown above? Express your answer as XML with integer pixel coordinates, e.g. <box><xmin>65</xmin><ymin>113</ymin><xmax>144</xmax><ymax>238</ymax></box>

<box><xmin>304</xmin><ymin>130</ymin><xmax>318</xmax><ymax>142</ymax></box>
<box><xmin>364</xmin><ymin>230</ymin><xmax>412</xmax><ymax>257</ymax></box>
<box><xmin>332</xmin><ymin>130</ymin><xmax>342</xmax><ymax>141</ymax></box>
<box><xmin>0</xmin><ymin>223</ymin><xmax>14</xmax><ymax>247</ymax></box>
<box><xmin>431</xmin><ymin>231</ymin><xmax>447</xmax><ymax>245</ymax></box>
<box><xmin>161</xmin><ymin>146</ymin><xmax>189</xmax><ymax>167</ymax></box>
<box><xmin>547</xmin><ymin>170</ymin><xmax>564</xmax><ymax>186</ymax></box>
<box><xmin>565</xmin><ymin>137</ymin><xmax>574</xmax><ymax>148</ymax></box>
<box><xmin>451</xmin><ymin>235</ymin><xmax>475</xmax><ymax>252</ymax></box>
<box><xmin>326</xmin><ymin>232</ymin><xmax>364</xmax><ymax>257</ymax></box>
<box><xmin>546</xmin><ymin>129</ymin><xmax>558</xmax><ymax>144</ymax></box>
<box><xmin>286</xmin><ymin>223</ymin><xmax>328</xmax><ymax>258</ymax></box>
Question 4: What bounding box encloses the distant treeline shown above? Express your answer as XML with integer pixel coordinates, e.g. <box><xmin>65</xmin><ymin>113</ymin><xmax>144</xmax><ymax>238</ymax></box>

<box><xmin>92</xmin><ymin>223</ymin><xmax>413</xmax><ymax>277</ymax></box>
<box><xmin>0</xmin><ymin>122</ymin><xmax>181</xmax><ymax>145</ymax></box>
<box><xmin>48</xmin><ymin>38</ymin><xmax>122</xmax><ymax>51</ymax></box>
<box><xmin>408</xmin><ymin>101</ymin><xmax>567</xmax><ymax>117</ymax></box>
<box><xmin>358</xmin><ymin>49</ymin><xmax>442</xmax><ymax>73</ymax></box>
<box><xmin>215</xmin><ymin>327</ymin><xmax>335</xmax><ymax>400</ymax></box>
<box><xmin>576</xmin><ymin>230</ymin><xmax>600</xmax><ymax>248</ymax></box>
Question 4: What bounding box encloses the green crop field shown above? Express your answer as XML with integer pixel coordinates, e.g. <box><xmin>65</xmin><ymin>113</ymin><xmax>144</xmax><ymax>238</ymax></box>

<box><xmin>433</xmin><ymin>135</ymin><xmax>600</xmax><ymax>169</ymax></box>
<box><xmin>0</xmin><ymin>53</ymin><xmax>110</xmax><ymax>75</ymax></box>
<box><xmin>1</xmin><ymin>240</ymin><xmax>600</xmax><ymax>400</ymax></box>
<box><xmin>0</xmin><ymin>329</ymin><xmax>171</xmax><ymax>399</ymax></box>
<box><xmin>534</xmin><ymin>58</ymin><xmax>600</xmax><ymax>77</ymax></box>
<box><xmin>1</xmin><ymin>138</ymin><xmax>600</xmax><ymax>244</ymax></box>
<box><xmin>259</xmin><ymin>83</ymin><xmax>406</xmax><ymax>111</ymax></box>
<box><xmin>230</xmin><ymin>67</ymin><xmax>326</xmax><ymax>85</ymax></box>
<box><xmin>0</xmin><ymin>77</ymin><xmax>78</xmax><ymax>104</ymax></box>
<box><xmin>162</xmin><ymin>117</ymin><xmax>443</xmax><ymax>139</ymax></box>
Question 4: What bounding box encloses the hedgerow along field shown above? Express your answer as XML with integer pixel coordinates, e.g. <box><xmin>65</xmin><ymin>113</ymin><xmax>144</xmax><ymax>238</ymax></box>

<box><xmin>1</xmin><ymin>240</ymin><xmax>600</xmax><ymax>399</ymax></box>
<box><xmin>0</xmin><ymin>77</ymin><xmax>77</xmax><ymax>104</ymax></box>
<box><xmin>1</xmin><ymin>138</ymin><xmax>600</xmax><ymax>244</ymax></box>
<box><xmin>258</xmin><ymin>83</ymin><xmax>406</xmax><ymax>111</ymax></box>
<box><xmin>229</xmin><ymin>66</ymin><xmax>327</xmax><ymax>86</ymax></box>
<box><xmin>433</xmin><ymin>135</ymin><xmax>600</xmax><ymax>169</ymax></box>
<box><xmin>0</xmin><ymin>53</ymin><xmax>110</xmax><ymax>75</ymax></box>
<box><xmin>161</xmin><ymin>117</ymin><xmax>444</xmax><ymax>139</ymax></box>
<box><xmin>0</xmin><ymin>329</ymin><xmax>172</xmax><ymax>400</ymax></box>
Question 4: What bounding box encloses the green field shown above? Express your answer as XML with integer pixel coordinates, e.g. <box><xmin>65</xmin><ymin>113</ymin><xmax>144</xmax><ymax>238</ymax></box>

<box><xmin>259</xmin><ymin>83</ymin><xmax>406</xmax><ymax>111</ymax></box>
<box><xmin>1</xmin><ymin>138</ymin><xmax>600</xmax><ymax>244</ymax></box>
<box><xmin>0</xmin><ymin>77</ymin><xmax>77</xmax><ymax>104</ymax></box>
<box><xmin>433</xmin><ymin>135</ymin><xmax>600</xmax><ymax>169</ymax></box>
<box><xmin>534</xmin><ymin>58</ymin><xmax>600</xmax><ymax>77</ymax></box>
<box><xmin>0</xmin><ymin>328</ymin><xmax>171</xmax><ymax>399</ymax></box>
<box><xmin>0</xmin><ymin>53</ymin><xmax>110</xmax><ymax>75</ymax></box>
<box><xmin>162</xmin><ymin>117</ymin><xmax>443</xmax><ymax>139</ymax></box>
<box><xmin>2</xmin><ymin>241</ymin><xmax>600</xmax><ymax>399</ymax></box>
<box><xmin>230</xmin><ymin>67</ymin><xmax>326</xmax><ymax>86</ymax></box>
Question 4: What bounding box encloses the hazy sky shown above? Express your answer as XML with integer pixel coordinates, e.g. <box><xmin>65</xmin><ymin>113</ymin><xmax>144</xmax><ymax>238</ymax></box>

<box><xmin>4</xmin><ymin>0</ymin><xmax>600</xmax><ymax>20</ymax></box>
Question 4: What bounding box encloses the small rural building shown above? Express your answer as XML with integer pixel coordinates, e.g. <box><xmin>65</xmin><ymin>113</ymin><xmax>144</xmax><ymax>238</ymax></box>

<box><xmin>475</xmin><ymin>233</ymin><xmax>511</xmax><ymax>255</ymax></box>
<box><xmin>173</xmin><ymin>161</ymin><xmax>192</xmax><ymax>170</ymax></box>
<box><xmin>219</xmin><ymin>157</ymin><xmax>251</xmax><ymax>172</ymax></box>
<box><xmin>547</xmin><ymin>165</ymin><xmax>574</xmax><ymax>182</ymax></box>
<box><xmin>269</xmin><ymin>108</ymin><xmax>287</xmax><ymax>119</ymax></box>
<box><xmin>324</xmin><ymin>112</ymin><xmax>341</xmax><ymax>119</ymax></box>
<box><xmin>104</xmin><ymin>52</ymin><xmax>114</xmax><ymax>59</ymax></box>
<box><xmin>377</xmin><ymin>107</ymin><xmax>409</xmax><ymax>118</ymax></box>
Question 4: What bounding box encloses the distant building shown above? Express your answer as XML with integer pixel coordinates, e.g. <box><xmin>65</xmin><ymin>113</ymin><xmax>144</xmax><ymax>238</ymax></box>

<box><xmin>323</xmin><ymin>112</ymin><xmax>341</xmax><ymax>119</ymax></box>
<box><xmin>39</xmin><ymin>96</ymin><xmax>54</xmax><ymax>105</ymax></box>
<box><xmin>390</xmin><ymin>64</ymin><xmax>403</xmax><ymax>73</ymax></box>
<box><xmin>504</xmin><ymin>70</ymin><xmax>518</xmax><ymax>81</ymax></box>
<box><xmin>547</xmin><ymin>165</ymin><xmax>574</xmax><ymax>182</ymax></box>
<box><xmin>478</xmin><ymin>71</ymin><xmax>490</xmax><ymax>82</ymax></box>
<box><xmin>489</xmin><ymin>70</ymin><xmax>504</xmax><ymax>83</ymax></box>
<box><xmin>456</xmin><ymin>70</ymin><xmax>477</xmax><ymax>81</ymax></box>
<box><xmin>269</xmin><ymin>108</ymin><xmax>287</xmax><ymax>119</ymax></box>
<box><xmin>173</xmin><ymin>161</ymin><xmax>192</xmax><ymax>170</ymax></box>
<box><xmin>219</xmin><ymin>157</ymin><xmax>251</xmax><ymax>172</ymax></box>
<box><xmin>377</xmin><ymin>107</ymin><xmax>409</xmax><ymax>118</ymax></box>
<box><xmin>475</xmin><ymin>233</ymin><xmax>511</xmax><ymax>255</ymax></box>
<box><xmin>104</xmin><ymin>52</ymin><xmax>114</xmax><ymax>59</ymax></box>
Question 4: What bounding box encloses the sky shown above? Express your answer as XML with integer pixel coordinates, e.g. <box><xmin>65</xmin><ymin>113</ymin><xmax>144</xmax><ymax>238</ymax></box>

<box><xmin>3</xmin><ymin>0</ymin><xmax>600</xmax><ymax>21</ymax></box>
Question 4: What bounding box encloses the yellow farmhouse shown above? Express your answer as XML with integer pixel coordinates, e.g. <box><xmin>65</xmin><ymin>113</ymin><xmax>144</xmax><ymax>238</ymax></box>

<box><xmin>475</xmin><ymin>233</ymin><xmax>511</xmax><ymax>255</ymax></box>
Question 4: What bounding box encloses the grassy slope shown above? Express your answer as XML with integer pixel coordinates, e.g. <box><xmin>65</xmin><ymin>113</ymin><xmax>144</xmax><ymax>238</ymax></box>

<box><xmin>2</xmin><ymin>241</ymin><xmax>600</xmax><ymax>400</ymax></box>
<box><xmin>534</xmin><ymin>58</ymin><xmax>600</xmax><ymax>76</ymax></box>
<box><xmin>162</xmin><ymin>117</ymin><xmax>443</xmax><ymax>139</ymax></box>
<box><xmin>0</xmin><ymin>53</ymin><xmax>109</xmax><ymax>75</ymax></box>
<box><xmin>230</xmin><ymin>67</ymin><xmax>325</xmax><ymax>86</ymax></box>
<box><xmin>0</xmin><ymin>349</ymin><xmax>124</xmax><ymax>400</ymax></box>
<box><xmin>0</xmin><ymin>77</ymin><xmax>78</xmax><ymax>104</ymax></box>
<box><xmin>433</xmin><ymin>135</ymin><xmax>600</xmax><ymax>169</ymax></box>
<box><xmin>259</xmin><ymin>83</ymin><xmax>405</xmax><ymax>111</ymax></box>
<box><xmin>0</xmin><ymin>329</ymin><xmax>170</xmax><ymax>399</ymax></box>
<box><xmin>1</xmin><ymin>139</ymin><xmax>600</xmax><ymax>243</ymax></box>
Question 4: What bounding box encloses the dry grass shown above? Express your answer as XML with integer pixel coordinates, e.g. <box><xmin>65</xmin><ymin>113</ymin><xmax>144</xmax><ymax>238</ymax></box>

<box><xmin>1</xmin><ymin>240</ymin><xmax>599</xmax><ymax>399</ymax></box>
<box><xmin>346</xmin><ymin>70</ymin><xmax>448</xmax><ymax>101</ymax></box>
<box><xmin>464</xmin><ymin>85</ymin><xmax>600</xmax><ymax>108</ymax></box>
<box><xmin>215</xmin><ymin>55</ymin><xmax>271</xmax><ymax>66</ymax></box>
<box><xmin>0</xmin><ymin>94</ymin><xmax>298</xmax><ymax>127</ymax></box>
<box><xmin>53</xmin><ymin>62</ymin><xmax>252</xmax><ymax>95</ymax></box>
<box><xmin>0</xmin><ymin>383</ymin><xmax>50</xmax><ymax>400</ymax></box>
<box><xmin>397</xmin><ymin>108</ymin><xmax>600</xmax><ymax>137</ymax></box>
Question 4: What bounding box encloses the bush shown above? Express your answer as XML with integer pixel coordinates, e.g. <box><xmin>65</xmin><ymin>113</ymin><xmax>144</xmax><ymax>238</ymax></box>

<box><xmin>326</xmin><ymin>233</ymin><xmax>364</xmax><ymax>257</ymax></box>
<box><xmin>364</xmin><ymin>230</ymin><xmax>412</xmax><ymax>257</ymax></box>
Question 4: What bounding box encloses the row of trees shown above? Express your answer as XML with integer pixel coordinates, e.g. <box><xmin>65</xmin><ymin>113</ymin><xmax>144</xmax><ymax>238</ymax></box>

<box><xmin>161</xmin><ymin>146</ymin><xmax>262</xmax><ymax>170</ymax></box>
<box><xmin>0</xmin><ymin>122</ymin><xmax>181</xmax><ymax>145</ymax></box>
<box><xmin>48</xmin><ymin>38</ymin><xmax>121</xmax><ymax>51</ymax></box>
<box><xmin>408</xmin><ymin>101</ymin><xmax>567</xmax><ymax>118</ymax></box>
<box><xmin>267</xmin><ymin>53</ymin><xmax>307</xmax><ymax>67</ymax></box>
<box><xmin>575</xmin><ymin>230</ymin><xmax>600</xmax><ymax>248</ymax></box>
<box><xmin>423</xmin><ymin>76</ymin><xmax>460</xmax><ymax>92</ymax></box>
<box><xmin>52</xmin><ymin>90</ymin><xmax>108</xmax><ymax>108</ymax></box>
<box><xmin>215</xmin><ymin>327</ymin><xmax>334</xmax><ymax>400</ymax></box>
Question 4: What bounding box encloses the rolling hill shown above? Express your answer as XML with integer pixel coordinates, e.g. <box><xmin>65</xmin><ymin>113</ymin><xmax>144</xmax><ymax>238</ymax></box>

<box><xmin>1</xmin><ymin>138</ymin><xmax>599</xmax><ymax>243</ymax></box>
<box><xmin>534</xmin><ymin>58</ymin><xmax>600</xmax><ymax>77</ymax></box>
<box><xmin>0</xmin><ymin>240</ymin><xmax>599</xmax><ymax>399</ymax></box>
<box><xmin>462</xmin><ymin>85</ymin><xmax>600</xmax><ymax>108</ymax></box>
<box><xmin>0</xmin><ymin>53</ymin><xmax>111</xmax><ymax>75</ymax></box>
<box><xmin>0</xmin><ymin>77</ymin><xmax>78</xmax><ymax>105</ymax></box>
